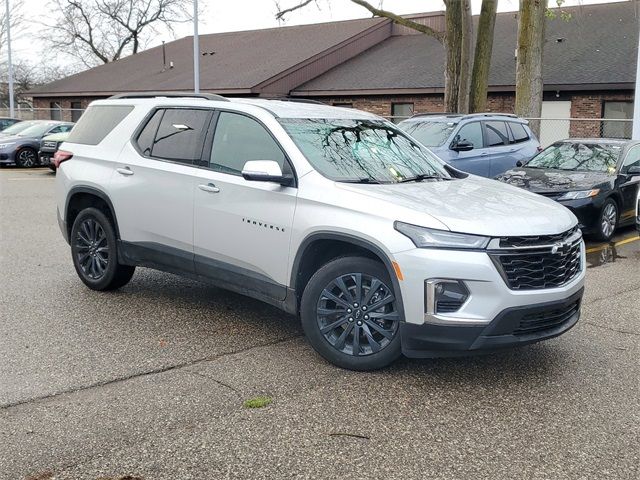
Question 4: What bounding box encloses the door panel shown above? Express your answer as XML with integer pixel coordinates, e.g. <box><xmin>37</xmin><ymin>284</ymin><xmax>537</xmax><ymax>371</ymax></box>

<box><xmin>449</xmin><ymin>121</ymin><xmax>490</xmax><ymax>176</ymax></box>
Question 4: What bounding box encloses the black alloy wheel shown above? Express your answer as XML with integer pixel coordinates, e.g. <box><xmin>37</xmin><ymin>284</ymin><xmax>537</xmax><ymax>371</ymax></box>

<box><xmin>15</xmin><ymin>148</ymin><xmax>38</xmax><ymax>168</ymax></box>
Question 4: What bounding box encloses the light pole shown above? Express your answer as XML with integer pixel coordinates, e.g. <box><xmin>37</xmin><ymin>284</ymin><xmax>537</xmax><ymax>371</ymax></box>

<box><xmin>5</xmin><ymin>0</ymin><xmax>15</xmax><ymax>117</ymax></box>
<box><xmin>633</xmin><ymin>29</ymin><xmax>640</xmax><ymax>140</ymax></box>
<box><xmin>193</xmin><ymin>0</ymin><xmax>200</xmax><ymax>93</ymax></box>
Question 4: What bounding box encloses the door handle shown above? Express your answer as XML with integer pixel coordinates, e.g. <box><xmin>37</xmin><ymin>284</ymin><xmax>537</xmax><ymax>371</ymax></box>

<box><xmin>198</xmin><ymin>183</ymin><xmax>220</xmax><ymax>193</ymax></box>
<box><xmin>116</xmin><ymin>167</ymin><xmax>134</xmax><ymax>176</ymax></box>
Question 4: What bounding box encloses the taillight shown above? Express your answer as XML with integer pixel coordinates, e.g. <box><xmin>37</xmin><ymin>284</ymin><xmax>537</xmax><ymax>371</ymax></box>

<box><xmin>53</xmin><ymin>150</ymin><xmax>73</xmax><ymax>168</ymax></box>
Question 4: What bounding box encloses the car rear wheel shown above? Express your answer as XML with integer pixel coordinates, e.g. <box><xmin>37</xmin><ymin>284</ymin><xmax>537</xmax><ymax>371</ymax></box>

<box><xmin>15</xmin><ymin>148</ymin><xmax>38</xmax><ymax>168</ymax></box>
<box><xmin>300</xmin><ymin>256</ymin><xmax>402</xmax><ymax>370</ymax></box>
<box><xmin>595</xmin><ymin>199</ymin><xmax>618</xmax><ymax>242</ymax></box>
<box><xmin>70</xmin><ymin>207</ymin><xmax>135</xmax><ymax>291</ymax></box>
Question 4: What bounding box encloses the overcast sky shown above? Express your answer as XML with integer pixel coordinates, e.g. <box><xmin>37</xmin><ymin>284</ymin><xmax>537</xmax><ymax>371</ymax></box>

<box><xmin>8</xmin><ymin>0</ymin><xmax>626</xmax><ymax>66</ymax></box>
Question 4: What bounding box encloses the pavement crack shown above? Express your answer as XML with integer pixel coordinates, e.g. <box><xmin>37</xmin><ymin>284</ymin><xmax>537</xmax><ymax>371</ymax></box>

<box><xmin>583</xmin><ymin>321</ymin><xmax>640</xmax><ymax>337</ymax></box>
<box><xmin>0</xmin><ymin>335</ymin><xmax>301</xmax><ymax>411</ymax></box>
<box><xmin>582</xmin><ymin>285</ymin><xmax>640</xmax><ymax>306</ymax></box>
<box><xmin>184</xmin><ymin>370</ymin><xmax>242</xmax><ymax>395</ymax></box>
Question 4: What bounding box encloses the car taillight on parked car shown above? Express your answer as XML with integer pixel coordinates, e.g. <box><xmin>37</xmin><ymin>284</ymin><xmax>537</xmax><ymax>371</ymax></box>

<box><xmin>53</xmin><ymin>150</ymin><xmax>73</xmax><ymax>168</ymax></box>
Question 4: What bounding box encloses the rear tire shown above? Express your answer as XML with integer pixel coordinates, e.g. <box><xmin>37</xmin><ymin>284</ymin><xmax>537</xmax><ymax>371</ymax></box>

<box><xmin>70</xmin><ymin>207</ymin><xmax>135</xmax><ymax>291</ymax></box>
<box><xmin>300</xmin><ymin>256</ymin><xmax>402</xmax><ymax>371</ymax></box>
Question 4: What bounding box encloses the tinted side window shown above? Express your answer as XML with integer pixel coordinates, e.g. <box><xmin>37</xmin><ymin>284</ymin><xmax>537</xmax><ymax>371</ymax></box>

<box><xmin>210</xmin><ymin>112</ymin><xmax>287</xmax><ymax>175</ymax></box>
<box><xmin>66</xmin><ymin>105</ymin><xmax>134</xmax><ymax>145</ymax></box>
<box><xmin>151</xmin><ymin>108</ymin><xmax>210</xmax><ymax>163</ymax></box>
<box><xmin>136</xmin><ymin>110</ymin><xmax>164</xmax><ymax>156</ymax></box>
<box><xmin>484</xmin><ymin>121</ymin><xmax>510</xmax><ymax>147</ymax></box>
<box><xmin>508</xmin><ymin>122</ymin><xmax>530</xmax><ymax>143</ymax></box>
<box><xmin>456</xmin><ymin>122</ymin><xmax>483</xmax><ymax>148</ymax></box>
<box><xmin>621</xmin><ymin>145</ymin><xmax>640</xmax><ymax>173</ymax></box>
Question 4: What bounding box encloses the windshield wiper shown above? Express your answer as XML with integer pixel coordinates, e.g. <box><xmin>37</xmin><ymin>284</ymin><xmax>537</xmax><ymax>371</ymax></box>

<box><xmin>399</xmin><ymin>173</ymin><xmax>451</xmax><ymax>183</ymax></box>
<box><xmin>340</xmin><ymin>177</ymin><xmax>383</xmax><ymax>184</ymax></box>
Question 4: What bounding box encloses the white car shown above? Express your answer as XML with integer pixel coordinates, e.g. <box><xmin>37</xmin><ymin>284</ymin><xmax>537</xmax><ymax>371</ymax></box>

<box><xmin>55</xmin><ymin>94</ymin><xmax>585</xmax><ymax>370</ymax></box>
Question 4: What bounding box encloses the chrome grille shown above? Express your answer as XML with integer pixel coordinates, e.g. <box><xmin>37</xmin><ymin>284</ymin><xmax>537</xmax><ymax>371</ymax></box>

<box><xmin>489</xmin><ymin>228</ymin><xmax>582</xmax><ymax>290</ymax></box>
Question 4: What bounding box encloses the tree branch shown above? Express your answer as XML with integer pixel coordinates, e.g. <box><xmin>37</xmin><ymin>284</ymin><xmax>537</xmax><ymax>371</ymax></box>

<box><xmin>275</xmin><ymin>0</ymin><xmax>315</xmax><ymax>20</ymax></box>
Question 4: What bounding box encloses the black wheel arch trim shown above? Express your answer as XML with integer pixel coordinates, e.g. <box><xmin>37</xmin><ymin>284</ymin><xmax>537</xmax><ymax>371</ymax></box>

<box><xmin>65</xmin><ymin>186</ymin><xmax>121</xmax><ymax>241</ymax></box>
<box><xmin>290</xmin><ymin>231</ymin><xmax>406</xmax><ymax>322</ymax></box>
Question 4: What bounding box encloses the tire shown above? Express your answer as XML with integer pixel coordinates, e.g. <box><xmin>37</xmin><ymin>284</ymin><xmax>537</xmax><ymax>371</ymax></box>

<box><xmin>14</xmin><ymin>148</ymin><xmax>38</xmax><ymax>168</ymax></box>
<box><xmin>594</xmin><ymin>198</ymin><xmax>618</xmax><ymax>242</ymax></box>
<box><xmin>70</xmin><ymin>207</ymin><xmax>135</xmax><ymax>291</ymax></box>
<box><xmin>300</xmin><ymin>256</ymin><xmax>402</xmax><ymax>371</ymax></box>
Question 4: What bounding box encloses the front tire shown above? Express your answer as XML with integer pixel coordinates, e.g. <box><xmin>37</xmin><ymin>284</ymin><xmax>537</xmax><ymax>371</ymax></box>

<box><xmin>595</xmin><ymin>199</ymin><xmax>618</xmax><ymax>242</ymax></box>
<box><xmin>15</xmin><ymin>148</ymin><xmax>38</xmax><ymax>168</ymax></box>
<box><xmin>300</xmin><ymin>256</ymin><xmax>402</xmax><ymax>371</ymax></box>
<box><xmin>70</xmin><ymin>207</ymin><xmax>135</xmax><ymax>291</ymax></box>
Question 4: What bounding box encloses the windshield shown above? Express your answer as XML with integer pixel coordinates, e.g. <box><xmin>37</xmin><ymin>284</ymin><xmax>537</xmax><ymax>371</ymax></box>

<box><xmin>398</xmin><ymin>120</ymin><xmax>457</xmax><ymax>147</ymax></box>
<box><xmin>1</xmin><ymin>121</ymin><xmax>37</xmax><ymax>135</ymax></box>
<box><xmin>527</xmin><ymin>143</ymin><xmax>621</xmax><ymax>173</ymax></box>
<box><xmin>15</xmin><ymin>123</ymin><xmax>58</xmax><ymax>137</ymax></box>
<box><xmin>280</xmin><ymin>118</ymin><xmax>450</xmax><ymax>183</ymax></box>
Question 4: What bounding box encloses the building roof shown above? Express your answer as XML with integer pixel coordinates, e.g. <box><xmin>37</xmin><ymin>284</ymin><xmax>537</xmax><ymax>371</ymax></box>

<box><xmin>294</xmin><ymin>1</ymin><xmax>639</xmax><ymax>96</ymax></box>
<box><xmin>29</xmin><ymin>17</ymin><xmax>387</xmax><ymax>97</ymax></box>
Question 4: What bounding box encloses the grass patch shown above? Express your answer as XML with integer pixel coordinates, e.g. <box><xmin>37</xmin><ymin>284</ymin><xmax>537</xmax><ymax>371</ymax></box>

<box><xmin>243</xmin><ymin>395</ymin><xmax>273</xmax><ymax>409</ymax></box>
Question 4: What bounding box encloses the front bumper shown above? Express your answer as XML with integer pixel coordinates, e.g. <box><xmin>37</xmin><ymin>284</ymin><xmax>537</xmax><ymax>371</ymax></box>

<box><xmin>557</xmin><ymin>197</ymin><xmax>603</xmax><ymax>233</ymax></box>
<box><xmin>401</xmin><ymin>288</ymin><xmax>583</xmax><ymax>357</ymax></box>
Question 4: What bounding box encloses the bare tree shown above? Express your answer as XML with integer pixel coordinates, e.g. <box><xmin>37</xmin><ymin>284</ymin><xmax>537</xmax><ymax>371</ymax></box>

<box><xmin>515</xmin><ymin>0</ymin><xmax>548</xmax><ymax>136</ymax></box>
<box><xmin>0</xmin><ymin>0</ymin><xmax>24</xmax><ymax>56</ymax></box>
<box><xmin>276</xmin><ymin>0</ymin><xmax>492</xmax><ymax>114</ymax></box>
<box><xmin>469</xmin><ymin>0</ymin><xmax>498</xmax><ymax>113</ymax></box>
<box><xmin>43</xmin><ymin>0</ymin><xmax>191</xmax><ymax>67</ymax></box>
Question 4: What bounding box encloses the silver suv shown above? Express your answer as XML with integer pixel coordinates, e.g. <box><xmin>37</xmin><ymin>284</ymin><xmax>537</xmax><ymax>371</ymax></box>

<box><xmin>55</xmin><ymin>94</ymin><xmax>585</xmax><ymax>370</ymax></box>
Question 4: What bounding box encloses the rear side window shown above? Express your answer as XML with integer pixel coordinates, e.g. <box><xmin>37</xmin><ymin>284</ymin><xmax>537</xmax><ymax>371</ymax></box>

<box><xmin>508</xmin><ymin>122</ymin><xmax>530</xmax><ymax>143</ymax></box>
<box><xmin>139</xmin><ymin>108</ymin><xmax>211</xmax><ymax>163</ymax></box>
<box><xmin>66</xmin><ymin>105</ymin><xmax>134</xmax><ymax>145</ymax></box>
<box><xmin>484</xmin><ymin>121</ymin><xmax>509</xmax><ymax>147</ymax></box>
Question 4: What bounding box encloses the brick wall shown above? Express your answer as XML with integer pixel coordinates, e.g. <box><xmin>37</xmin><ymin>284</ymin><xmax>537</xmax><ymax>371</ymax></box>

<box><xmin>32</xmin><ymin>97</ymin><xmax>106</xmax><ymax>121</ymax></box>
<box><xmin>569</xmin><ymin>92</ymin><xmax>633</xmax><ymax>137</ymax></box>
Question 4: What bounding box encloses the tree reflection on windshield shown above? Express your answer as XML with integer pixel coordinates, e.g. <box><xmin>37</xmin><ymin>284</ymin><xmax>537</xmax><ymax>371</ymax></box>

<box><xmin>527</xmin><ymin>143</ymin><xmax>620</xmax><ymax>173</ymax></box>
<box><xmin>279</xmin><ymin>118</ymin><xmax>450</xmax><ymax>183</ymax></box>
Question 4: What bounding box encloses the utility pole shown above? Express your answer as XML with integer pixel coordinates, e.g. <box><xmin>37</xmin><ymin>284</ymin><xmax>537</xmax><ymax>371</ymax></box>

<box><xmin>193</xmin><ymin>0</ymin><xmax>200</xmax><ymax>93</ymax></box>
<box><xmin>633</xmin><ymin>29</ymin><xmax>640</xmax><ymax>140</ymax></box>
<box><xmin>5</xmin><ymin>0</ymin><xmax>15</xmax><ymax>117</ymax></box>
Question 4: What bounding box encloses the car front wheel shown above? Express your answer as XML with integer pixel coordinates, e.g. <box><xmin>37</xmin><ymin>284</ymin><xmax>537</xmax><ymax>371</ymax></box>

<box><xmin>300</xmin><ymin>256</ymin><xmax>402</xmax><ymax>370</ymax></box>
<box><xmin>596</xmin><ymin>199</ymin><xmax>618</xmax><ymax>242</ymax></box>
<box><xmin>15</xmin><ymin>148</ymin><xmax>38</xmax><ymax>168</ymax></box>
<box><xmin>70</xmin><ymin>207</ymin><xmax>135</xmax><ymax>291</ymax></box>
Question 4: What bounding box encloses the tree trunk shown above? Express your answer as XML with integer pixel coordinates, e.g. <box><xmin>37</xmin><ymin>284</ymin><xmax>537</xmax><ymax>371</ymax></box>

<box><xmin>444</xmin><ymin>0</ymin><xmax>462</xmax><ymax>113</ymax></box>
<box><xmin>469</xmin><ymin>0</ymin><xmax>498</xmax><ymax>113</ymax></box>
<box><xmin>515</xmin><ymin>0</ymin><xmax>547</xmax><ymax>137</ymax></box>
<box><xmin>458</xmin><ymin>0</ymin><xmax>472</xmax><ymax>114</ymax></box>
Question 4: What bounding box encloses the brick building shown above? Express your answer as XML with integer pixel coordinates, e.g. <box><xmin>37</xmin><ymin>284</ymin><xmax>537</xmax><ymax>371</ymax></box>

<box><xmin>28</xmin><ymin>1</ymin><xmax>638</xmax><ymax>142</ymax></box>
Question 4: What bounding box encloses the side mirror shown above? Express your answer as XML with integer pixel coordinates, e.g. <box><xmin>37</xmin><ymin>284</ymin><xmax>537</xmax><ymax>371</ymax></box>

<box><xmin>451</xmin><ymin>141</ymin><xmax>474</xmax><ymax>152</ymax></box>
<box><xmin>516</xmin><ymin>160</ymin><xmax>523</xmax><ymax>167</ymax></box>
<box><xmin>627</xmin><ymin>165</ymin><xmax>640</xmax><ymax>176</ymax></box>
<box><xmin>242</xmin><ymin>160</ymin><xmax>294</xmax><ymax>186</ymax></box>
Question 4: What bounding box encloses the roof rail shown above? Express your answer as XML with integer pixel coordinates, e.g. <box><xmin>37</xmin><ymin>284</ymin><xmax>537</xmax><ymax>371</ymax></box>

<box><xmin>464</xmin><ymin>112</ymin><xmax>518</xmax><ymax>118</ymax></box>
<box><xmin>266</xmin><ymin>97</ymin><xmax>326</xmax><ymax>105</ymax></box>
<box><xmin>108</xmin><ymin>92</ymin><xmax>229</xmax><ymax>102</ymax></box>
<box><xmin>410</xmin><ymin>112</ymin><xmax>462</xmax><ymax>118</ymax></box>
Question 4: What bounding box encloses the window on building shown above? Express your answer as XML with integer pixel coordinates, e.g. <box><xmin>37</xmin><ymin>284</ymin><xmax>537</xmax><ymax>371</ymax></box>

<box><xmin>333</xmin><ymin>103</ymin><xmax>353</xmax><ymax>108</ymax></box>
<box><xmin>71</xmin><ymin>102</ymin><xmax>83</xmax><ymax>122</ymax></box>
<box><xmin>50</xmin><ymin>102</ymin><xmax>62</xmax><ymax>121</ymax></box>
<box><xmin>483</xmin><ymin>121</ymin><xmax>510</xmax><ymax>147</ymax></box>
<box><xmin>210</xmin><ymin>112</ymin><xmax>287</xmax><ymax>175</ymax></box>
<box><xmin>391</xmin><ymin>103</ymin><xmax>414</xmax><ymax>124</ymax></box>
<box><xmin>602</xmin><ymin>101</ymin><xmax>633</xmax><ymax>139</ymax></box>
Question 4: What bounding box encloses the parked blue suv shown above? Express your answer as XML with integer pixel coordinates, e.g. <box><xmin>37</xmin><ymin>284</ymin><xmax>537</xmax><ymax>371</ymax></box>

<box><xmin>398</xmin><ymin>113</ymin><xmax>541</xmax><ymax>177</ymax></box>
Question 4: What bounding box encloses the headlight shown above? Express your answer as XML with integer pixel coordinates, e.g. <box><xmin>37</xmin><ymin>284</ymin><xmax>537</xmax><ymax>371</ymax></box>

<box><xmin>0</xmin><ymin>142</ymin><xmax>15</xmax><ymax>149</ymax></box>
<box><xmin>394</xmin><ymin>221</ymin><xmax>490</xmax><ymax>249</ymax></box>
<box><xmin>557</xmin><ymin>189</ymin><xmax>600</xmax><ymax>200</ymax></box>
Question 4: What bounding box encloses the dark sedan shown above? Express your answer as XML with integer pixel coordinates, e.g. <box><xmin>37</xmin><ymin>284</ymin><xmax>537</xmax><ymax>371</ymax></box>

<box><xmin>0</xmin><ymin>121</ymin><xmax>74</xmax><ymax>168</ymax></box>
<box><xmin>497</xmin><ymin>139</ymin><xmax>640</xmax><ymax>241</ymax></box>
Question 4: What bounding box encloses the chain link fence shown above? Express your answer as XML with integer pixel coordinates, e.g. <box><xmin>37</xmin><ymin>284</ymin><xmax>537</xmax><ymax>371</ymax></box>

<box><xmin>0</xmin><ymin>107</ymin><xmax>85</xmax><ymax>123</ymax></box>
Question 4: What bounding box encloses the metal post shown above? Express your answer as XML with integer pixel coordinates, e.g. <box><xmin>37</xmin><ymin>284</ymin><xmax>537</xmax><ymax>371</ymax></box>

<box><xmin>193</xmin><ymin>0</ymin><xmax>200</xmax><ymax>93</ymax></box>
<box><xmin>633</xmin><ymin>29</ymin><xmax>640</xmax><ymax>140</ymax></box>
<box><xmin>5</xmin><ymin>0</ymin><xmax>15</xmax><ymax>117</ymax></box>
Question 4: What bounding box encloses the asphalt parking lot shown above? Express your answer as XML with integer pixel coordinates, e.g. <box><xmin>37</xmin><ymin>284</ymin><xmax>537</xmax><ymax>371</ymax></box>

<box><xmin>1</xmin><ymin>168</ymin><xmax>638</xmax><ymax>480</ymax></box>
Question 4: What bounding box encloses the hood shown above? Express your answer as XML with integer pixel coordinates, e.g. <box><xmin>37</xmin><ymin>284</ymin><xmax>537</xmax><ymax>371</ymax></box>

<box><xmin>42</xmin><ymin>132</ymin><xmax>70</xmax><ymax>142</ymax></box>
<box><xmin>497</xmin><ymin>167</ymin><xmax>613</xmax><ymax>193</ymax></box>
<box><xmin>336</xmin><ymin>175</ymin><xmax>576</xmax><ymax>237</ymax></box>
